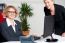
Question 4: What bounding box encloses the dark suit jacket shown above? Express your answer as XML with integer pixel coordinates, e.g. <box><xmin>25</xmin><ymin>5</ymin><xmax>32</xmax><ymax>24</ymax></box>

<box><xmin>0</xmin><ymin>19</ymin><xmax>21</xmax><ymax>42</ymax></box>
<box><xmin>44</xmin><ymin>4</ymin><xmax>65</xmax><ymax>35</ymax></box>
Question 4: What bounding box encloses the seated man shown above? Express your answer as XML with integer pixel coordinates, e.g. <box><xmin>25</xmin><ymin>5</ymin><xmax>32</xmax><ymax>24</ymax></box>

<box><xmin>0</xmin><ymin>5</ymin><xmax>21</xmax><ymax>42</ymax></box>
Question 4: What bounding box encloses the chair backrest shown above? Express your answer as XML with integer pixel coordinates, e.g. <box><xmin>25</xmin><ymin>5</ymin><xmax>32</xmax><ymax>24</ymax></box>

<box><xmin>43</xmin><ymin>16</ymin><xmax>54</xmax><ymax>38</ymax></box>
<box><xmin>20</xmin><ymin>35</ymin><xmax>35</xmax><ymax>43</ymax></box>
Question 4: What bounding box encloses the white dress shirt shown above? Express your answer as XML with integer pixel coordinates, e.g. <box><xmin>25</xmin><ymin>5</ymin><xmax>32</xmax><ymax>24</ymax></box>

<box><xmin>6</xmin><ymin>18</ymin><xmax>17</xmax><ymax>32</ymax></box>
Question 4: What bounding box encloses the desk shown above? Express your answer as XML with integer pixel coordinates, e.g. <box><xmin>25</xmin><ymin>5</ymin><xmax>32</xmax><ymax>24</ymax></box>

<box><xmin>2</xmin><ymin>41</ymin><xmax>20</xmax><ymax>43</ymax></box>
<box><xmin>35</xmin><ymin>33</ymin><xmax>65</xmax><ymax>43</ymax></box>
<box><xmin>2</xmin><ymin>34</ymin><xmax>65</xmax><ymax>43</ymax></box>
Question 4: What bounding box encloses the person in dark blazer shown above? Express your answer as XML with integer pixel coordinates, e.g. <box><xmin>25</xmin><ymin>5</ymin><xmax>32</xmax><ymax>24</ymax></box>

<box><xmin>44</xmin><ymin>0</ymin><xmax>65</xmax><ymax>36</ymax></box>
<box><xmin>0</xmin><ymin>5</ymin><xmax>21</xmax><ymax>42</ymax></box>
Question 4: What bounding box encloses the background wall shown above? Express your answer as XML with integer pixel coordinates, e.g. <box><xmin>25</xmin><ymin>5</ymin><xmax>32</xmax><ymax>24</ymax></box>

<box><xmin>0</xmin><ymin>0</ymin><xmax>65</xmax><ymax>36</ymax></box>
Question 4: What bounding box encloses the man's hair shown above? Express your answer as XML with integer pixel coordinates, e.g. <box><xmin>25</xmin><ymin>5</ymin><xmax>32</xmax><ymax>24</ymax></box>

<box><xmin>3</xmin><ymin>5</ymin><xmax>18</xmax><ymax>17</ymax></box>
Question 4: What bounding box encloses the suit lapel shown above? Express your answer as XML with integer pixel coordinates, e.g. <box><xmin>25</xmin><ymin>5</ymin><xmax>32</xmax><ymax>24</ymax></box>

<box><xmin>15</xmin><ymin>24</ymin><xmax>19</xmax><ymax>35</ymax></box>
<box><xmin>7</xmin><ymin>26</ymin><xmax>17</xmax><ymax>36</ymax></box>
<box><xmin>15</xmin><ymin>22</ymin><xmax>21</xmax><ymax>36</ymax></box>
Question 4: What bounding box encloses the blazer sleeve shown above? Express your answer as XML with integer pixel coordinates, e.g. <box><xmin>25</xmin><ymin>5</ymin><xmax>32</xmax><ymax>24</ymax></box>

<box><xmin>62</xmin><ymin>6</ymin><xmax>65</xmax><ymax>20</ymax></box>
<box><xmin>61</xmin><ymin>6</ymin><xmax>65</xmax><ymax>33</ymax></box>
<box><xmin>1</xmin><ymin>24</ymin><xmax>12</xmax><ymax>41</ymax></box>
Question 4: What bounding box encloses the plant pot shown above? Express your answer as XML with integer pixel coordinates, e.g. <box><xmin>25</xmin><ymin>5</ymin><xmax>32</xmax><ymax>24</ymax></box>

<box><xmin>22</xmin><ymin>30</ymin><xmax>30</xmax><ymax>36</ymax></box>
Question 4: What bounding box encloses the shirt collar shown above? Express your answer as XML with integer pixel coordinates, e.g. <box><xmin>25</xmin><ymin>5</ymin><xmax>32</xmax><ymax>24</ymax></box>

<box><xmin>6</xmin><ymin>18</ymin><xmax>17</xmax><ymax>27</ymax></box>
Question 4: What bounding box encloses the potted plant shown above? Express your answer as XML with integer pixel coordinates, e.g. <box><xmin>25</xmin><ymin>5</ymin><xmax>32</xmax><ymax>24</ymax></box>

<box><xmin>19</xmin><ymin>3</ymin><xmax>33</xmax><ymax>36</ymax></box>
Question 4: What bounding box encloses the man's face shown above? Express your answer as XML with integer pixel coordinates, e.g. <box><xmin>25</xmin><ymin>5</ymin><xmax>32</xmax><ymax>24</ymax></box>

<box><xmin>44</xmin><ymin>0</ymin><xmax>54</xmax><ymax>9</ymax></box>
<box><xmin>7</xmin><ymin>8</ymin><xmax>16</xmax><ymax>19</ymax></box>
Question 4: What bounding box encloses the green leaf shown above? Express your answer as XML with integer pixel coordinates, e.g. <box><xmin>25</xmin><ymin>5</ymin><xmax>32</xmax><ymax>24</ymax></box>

<box><xmin>19</xmin><ymin>3</ymin><xmax>33</xmax><ymax>31</ymax></box>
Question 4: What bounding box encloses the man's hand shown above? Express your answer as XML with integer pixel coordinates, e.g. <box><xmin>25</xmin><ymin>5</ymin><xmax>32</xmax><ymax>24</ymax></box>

<box><xmin>62</xmin><ymin>32</ymin><xmax>65</xmax><ymax>37</ymax></box>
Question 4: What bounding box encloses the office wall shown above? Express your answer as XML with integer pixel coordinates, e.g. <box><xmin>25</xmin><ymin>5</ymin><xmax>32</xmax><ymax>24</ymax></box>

<box><xmin>0</xmin><ymin>0</ymin><xmax>65</xmax><ymax>36</ymax></box>
<box><xmin>54</xmin><ymin>0</ymin><xmax>65</xmax><ymax>7</ymax></box>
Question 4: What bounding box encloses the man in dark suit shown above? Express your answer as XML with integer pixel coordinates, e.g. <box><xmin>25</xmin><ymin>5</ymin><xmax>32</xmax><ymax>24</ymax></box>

<box><xmin>0</xmin><ymin>5</ymin><xmax>21</xmax><ymax>42</ymax></box>
<box><xmin>44</xmin><ymin>0</ymin><xmax>65</xmax><ymax>36</ymax></box>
